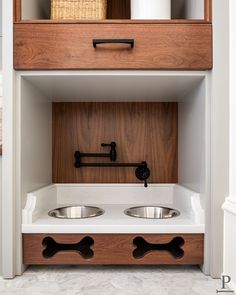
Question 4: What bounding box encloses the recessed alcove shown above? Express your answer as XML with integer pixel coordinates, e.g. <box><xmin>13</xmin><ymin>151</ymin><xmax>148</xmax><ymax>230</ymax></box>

<box><xmin>17</xmin><ymin>71</ymin><xmax>209</xmax><ymax>214</ymax></box>
<box><xmin>19</xmin><ymin>72</ymin><xmax>208</xmax><ymax>270</ymax></box>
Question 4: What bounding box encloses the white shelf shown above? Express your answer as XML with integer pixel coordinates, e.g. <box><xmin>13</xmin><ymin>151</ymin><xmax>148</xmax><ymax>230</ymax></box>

<box><xmin>20</xmin><ymin>71</ymin><xmax>206</xmax><ymax>102</ymax></box>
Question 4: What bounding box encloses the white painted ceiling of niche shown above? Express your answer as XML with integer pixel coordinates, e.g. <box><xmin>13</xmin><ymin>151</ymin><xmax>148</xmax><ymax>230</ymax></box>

<box><xmin>22</xmin><ymin>73</ymin><xmax>205</xmax><ymax>102</ymax></box>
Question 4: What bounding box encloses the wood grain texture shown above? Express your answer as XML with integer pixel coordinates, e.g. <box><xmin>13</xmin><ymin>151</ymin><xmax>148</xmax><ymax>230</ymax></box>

<box><xmin>107</xmin><ymin>0</ymin><xmax>130</xmax><ymax>19</ymax></box>
<box><xmin>14</xmin><ymin>0</ymin><xmax>21</xmax><ymax>22</ymax></box>
<box><xmin>204</xmin><ymin>0</ymin><xmax>212</xmax><ymax>22</ymax></box>
<box><xmin>14</xmin><ymin>23</ymin><xmax>212</xmax><ymax>70</ymax></box>
<box><xmin>15</xmin><ymin>19</ymin><xmax>212</xmax><ymax>24</ymax></box>
<box><xmin>23</xmin><ymin>234</ymin><xmax>204</xmax><ymax>265</ymax></box>
<box><xmin>52</xmin><ymin>102</ymin><xmax>178</xmax><ymax>184</ymax></box>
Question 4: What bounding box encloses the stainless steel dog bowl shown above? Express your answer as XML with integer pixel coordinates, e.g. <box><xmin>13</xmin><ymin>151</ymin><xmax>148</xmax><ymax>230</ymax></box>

<box><xmin>48</xmin><ymin>206</ymin><xmax>105</xmax><ymax>219</ymax></box>
<box><xmin>124</xmin><ymin>206</ymin><xmax>180</xmax><ymax>219</ymax></box>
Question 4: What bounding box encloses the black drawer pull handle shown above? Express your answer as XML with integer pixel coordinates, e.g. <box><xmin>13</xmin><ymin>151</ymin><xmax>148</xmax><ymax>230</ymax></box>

<box><xmin>93</xmin><ymin>39</ymin><xmax>134</xmax><ymax>48</ymax></box>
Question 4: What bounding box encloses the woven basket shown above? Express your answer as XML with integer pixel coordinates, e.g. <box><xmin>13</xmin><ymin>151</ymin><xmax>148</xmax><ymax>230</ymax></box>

<box><xmin>51</xmin><ymin>0</ymin><xmax>107</xmax><ymax>20</ymax></box>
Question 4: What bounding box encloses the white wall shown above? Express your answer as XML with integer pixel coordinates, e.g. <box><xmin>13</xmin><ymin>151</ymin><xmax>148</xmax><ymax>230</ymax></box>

<box><xmin>228</xmin><ymin>0</ymin><xmax>236</xmax><ymax>205</ymax></box>
<box><xmin>20</xmin><ymin>78</ymin><xmax>52</xmax><ymax>207</ymax></box>
<box><xmin>178</xmin><ymin>81</ymin><xmax>206</xmax><ymax>196</ymax></box>
<box><xmin>13</xmin><ymin>78</ymin><xmax>52</xmax><ymax>273</ymax></box>
<box><xmin>0</xmin><ymin>0</ymin><xmax>2</xmax><ymax>276</ymax></box>
<box><xmin>222</xmin><ymin>0</ymin><xmax>236</xmax><ymax>290</ymax></box>
<box><xmin>0</xmin><ymin>0</ymin><xmax>2</xmax><ymax>68</ymax></box>
<box><xmin>223</xmin><ymin>212</ymin><xmax>236</xmax><ymax>291</ymax></box>
<box><xmin>178</xmin><ymin>79</ymin><xmax>211</xmax><ymax>274</ymax></box>
<box><xmin>0</xmin><ymin>160</ymin><xmax>1</xmax><ymax>276</ymax></box>
<box><xmin>210</xmin><ymin>0</ymin><xmax>230</xmax><ymax>278</ymax></box>
<box><xmin>2</xmin><ymin>0</ymin><xmax>16</xmax><ymax>278</ymax></box>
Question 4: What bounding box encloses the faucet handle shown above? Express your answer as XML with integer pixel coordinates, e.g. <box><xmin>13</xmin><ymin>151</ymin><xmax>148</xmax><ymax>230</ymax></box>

<box><xmin>101</xmin><ymin>142</ymin><xmax>117</xmax><ymax>161</ymax></box>
<box><xmin>135</xmin><ymin>162</ymin><xmax>150</xmax><ymax>188</ymax></box>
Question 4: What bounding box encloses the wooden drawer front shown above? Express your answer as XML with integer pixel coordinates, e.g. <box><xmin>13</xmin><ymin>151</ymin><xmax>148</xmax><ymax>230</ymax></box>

<box><xmin>23</xmin><ymin>234</ymin><xmax>204</xmax><ymax>265</ymax></box>
<box><xmin>14</xmin><ymin>24</ymin><xmax>212</xmax><ymax>70</ymax></box>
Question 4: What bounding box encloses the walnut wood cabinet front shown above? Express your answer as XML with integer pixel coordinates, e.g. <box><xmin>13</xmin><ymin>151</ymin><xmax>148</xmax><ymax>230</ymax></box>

<box><xmin>23</xmin><ymin>234</ymin><xmax>204</xmax><ymax>265</ymax></box>
<box><xmin>14</xmin><ymin>24</ymin><xmax>212</xmax><ymax>70</ymax></box>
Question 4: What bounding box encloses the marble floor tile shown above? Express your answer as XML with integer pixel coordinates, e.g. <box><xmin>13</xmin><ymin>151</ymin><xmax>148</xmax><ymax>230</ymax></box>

<box><xmin>0</xmin><ymin>266</ymin><xmax>222</xmax><ymax>295</ymax></box>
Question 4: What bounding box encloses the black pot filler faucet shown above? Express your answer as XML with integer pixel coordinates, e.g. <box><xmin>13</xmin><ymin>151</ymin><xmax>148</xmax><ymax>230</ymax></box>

<box><xmin>74</xmin><ymin>142</ymin><xmax>150</xmax><ymax>188</ymax></box>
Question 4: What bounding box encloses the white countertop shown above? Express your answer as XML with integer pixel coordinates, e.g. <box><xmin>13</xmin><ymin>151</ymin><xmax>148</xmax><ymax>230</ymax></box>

<box><xmin>22</xmin><ymin>184</ymin><xmax>205</xmax><ymax>234</ymax></box>
<box><xmin>22</xmin><ymin>203</ymin><xmax>204</xmax><ymax>234</ymax></box>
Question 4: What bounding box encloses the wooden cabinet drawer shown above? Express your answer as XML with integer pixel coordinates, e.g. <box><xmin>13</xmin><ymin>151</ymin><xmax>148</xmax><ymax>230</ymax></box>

<box><xmin>14</xmin><ymin>24</ymin><xmax>212</xmax><ymax>70</ymax></box>
<box><xmin>23</xmin><ymin>234</ymin><xmax>204</xmax><ymax>265</ymax></box>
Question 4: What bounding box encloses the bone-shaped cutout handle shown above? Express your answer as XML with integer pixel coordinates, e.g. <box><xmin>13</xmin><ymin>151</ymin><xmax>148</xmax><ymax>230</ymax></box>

<box><xmin>42</xmin><ymin>236</ymin><xmax>94</xmax><ymax>259</ymax></box>
<box><xmin>133</xmin><ymin>236</ymin><xmax>185</xmax><ymax>259</ymax></box>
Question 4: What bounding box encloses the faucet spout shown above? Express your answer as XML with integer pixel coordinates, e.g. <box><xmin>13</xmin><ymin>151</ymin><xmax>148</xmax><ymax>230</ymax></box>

<box><xmin>74</xmin><ymin>143</ymin><xmax>150</xmax><ymax>187</ymax></box>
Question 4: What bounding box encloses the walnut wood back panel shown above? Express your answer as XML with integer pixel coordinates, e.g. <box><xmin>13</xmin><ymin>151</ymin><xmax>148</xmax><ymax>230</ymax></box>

<box><xmin>53</xmin><ymin>102</ymin><xmax>178</xmax><ymax>183</ymax></box>
<box><xmin>107</xmin><ymin>0</ymin><xmax>130</xmax><ymax>19</ymax></box>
